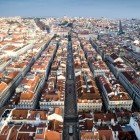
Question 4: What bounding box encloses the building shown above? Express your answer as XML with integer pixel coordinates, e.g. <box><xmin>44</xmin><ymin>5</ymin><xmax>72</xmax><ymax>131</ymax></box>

<box><xmin>118</xmin><ymin>20</ymin><xmax>125</xmax><ymax>35</ymax></box>
<box><xmin>40</xmin><ymin>41</ymin><xmax>67</xmax><ymax>110</ymax></box>
<box><xmin>119</xmin><ymin>71</ymin><xmax>140</xmax><ymax>108</ymax></box>
<box><xmin>129</xmin><ymin>113</ymin><xmax>140</xmax><ymax>140</ymax></box>
<box><xmin>76</xmin><ymin>71</ymin><xmax>102</xmax><ymax>111</ymax></box>
<box><xmin>97</xmin><ymin>74</ymin><xmax>133</xmax><ymax>110</ymax></box>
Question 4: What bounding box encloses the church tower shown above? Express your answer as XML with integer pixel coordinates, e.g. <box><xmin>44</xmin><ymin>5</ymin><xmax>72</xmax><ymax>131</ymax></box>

<box><xmin>118</xmin><ymin>20</ymin><xmax>125</xmax><ymax>35</ymax></box>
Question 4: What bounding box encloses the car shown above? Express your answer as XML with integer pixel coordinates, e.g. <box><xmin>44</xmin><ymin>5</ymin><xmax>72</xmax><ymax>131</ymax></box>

<box><xmin>69</xmin><ymin>125</ymin><xmax>73</xmax><ymax>136</ymax></box>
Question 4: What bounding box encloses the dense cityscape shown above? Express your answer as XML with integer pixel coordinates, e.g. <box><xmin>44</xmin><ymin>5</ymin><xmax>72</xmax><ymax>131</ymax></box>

<box><xmin>0</xmin><ymin>16</ymin><xmax>140</xmax><ymax>140</ymax></box>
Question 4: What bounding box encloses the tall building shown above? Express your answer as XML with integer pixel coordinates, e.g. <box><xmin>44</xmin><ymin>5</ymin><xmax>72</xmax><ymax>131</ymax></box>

<box><xmin>118</xmin><ymin>20</ymin><xmax>125</xmax><ymax>35</ymax></box>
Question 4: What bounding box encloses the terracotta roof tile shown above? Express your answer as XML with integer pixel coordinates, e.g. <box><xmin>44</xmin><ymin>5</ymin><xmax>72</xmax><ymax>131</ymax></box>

<box><xmin>20</xmin><ymin>90</ymin><xmax>34</xmax><ymax>101</ymax></box>
<box><xmin>11</xmin><ymin>109</ymin><xmax>28</xmax><ymax>120</ymax></box>
<box><xmin>27</xmin><ymin>111</ymin><xmax>47</xmax><ymax>120</ymax></box>
<box><xmin>0</xmin><ymin>82</ymin><xmax>7</xmax><ymax>92</ymax></box>
<box><xmin>98</xmin><ymin>130</ymin><xmax>113</xmax><ymax>140</ymax></box>
<box><xmin>94</xmin><ymin>113</ymin><xmax>117</xmax><ymax>122</ymax></box>
<box><xmin>45</xmin><ymin>131</ymin><xmax>61</xmax><ymax>140</ymax></box>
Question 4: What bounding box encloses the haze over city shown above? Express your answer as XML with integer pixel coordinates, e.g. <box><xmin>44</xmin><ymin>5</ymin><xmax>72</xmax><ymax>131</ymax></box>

<box><xmin>0</xmin><ymin>0</ymin><xmax>140</xmax><ymax>140</ymax></box>
<box><xmin>0</xmin><ymin>0</ymin><xmax>140</xmax><ymax>18</ymax></box>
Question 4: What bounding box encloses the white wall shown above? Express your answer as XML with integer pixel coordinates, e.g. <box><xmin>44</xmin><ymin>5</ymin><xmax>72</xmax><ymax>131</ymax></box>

<box><xmin>129</xmin><ymin>117</ymin><xmax>140</xmax><ymax>140</ymax></box>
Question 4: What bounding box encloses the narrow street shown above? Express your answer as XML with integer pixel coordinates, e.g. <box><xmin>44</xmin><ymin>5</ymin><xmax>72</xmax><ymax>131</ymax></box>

<box><xmin>63</xmin><ymin>32</ymin><xmax>79</xmax><ymax>140</ymax></box>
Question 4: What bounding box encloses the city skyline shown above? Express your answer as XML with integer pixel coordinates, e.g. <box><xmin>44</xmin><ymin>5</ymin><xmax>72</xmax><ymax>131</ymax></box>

<box><xmin>0</xmin><ymin>1</ymin><xmax>140</xmax><ymax>139</ymax></box>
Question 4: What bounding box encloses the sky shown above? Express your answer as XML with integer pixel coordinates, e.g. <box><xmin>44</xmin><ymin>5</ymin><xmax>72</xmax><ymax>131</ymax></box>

<box><xmin>0</xmin><ymin>0</ymin><xmax>140</xmax><ymax>18</ymax></box>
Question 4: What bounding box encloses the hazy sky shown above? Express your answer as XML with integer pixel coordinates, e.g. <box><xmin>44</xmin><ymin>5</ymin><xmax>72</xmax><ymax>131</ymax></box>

<box><xmin>0</xmin><ymin>0</ymin><xmax>140</xmax><ymax>18</ymax></box>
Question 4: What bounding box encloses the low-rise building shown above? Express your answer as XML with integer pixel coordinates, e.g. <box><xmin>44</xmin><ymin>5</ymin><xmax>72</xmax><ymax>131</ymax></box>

<box><xmin>129</xmin><ymin>113</ymin><xmax>140</xmax><ymax>140</ymax></box>
<box><xmin>40</xmin><ymin>42</ymin><xmax>67</xmax><ymax>110</ymax></box>
<box><xmin>76</xmin><ymin>71</ymin><xmax>102</xmax><ymax>111</ymax></box>
<box><xmin>119</xmin><ymin>71</ymin><xmax>140</xmax><ymax>108</ymax></box>
<box><xmin>97</xmin><ymin>74</ymin><xmax>133</xmax><ymax>110</ymax></box>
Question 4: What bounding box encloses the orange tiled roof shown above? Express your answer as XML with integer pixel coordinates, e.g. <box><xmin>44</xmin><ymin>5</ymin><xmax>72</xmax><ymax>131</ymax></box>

<box><xmin>0</xmin><ymin>73</ymin><xmax>3</xmax><ymax>78</ymax></box>
<box><xmin>20</xmin><ymin>90</ymin><xmax>34</xmax><ymax>101</ymax></box>
<box><xmin>0</xmin><ymin>82</ymin><xmax>7</xmax><ymax>92</ymax></box>
<box><xmin>45</xmin><ymin>131</ymin><xmax>61</xmax><ymax>140</ymax></box>
<box><xmin>0</xmin><ymin>135</ymin><xmax>7</xmax><ymax>140</ymax></box>
<box><xmin>98</xmin><ymin>130</ymin><xmax>113</xmax><ymax>140</ymax></box>
<box><xmin>4</xmin><ymin>46</ymin><xmax>16</xmax><ymax>51</ymax></box>
<box><xmin>21</xmin><ymin>75</ymin><xmax>40</xmax><ymax>92</ymax></box>
<box><xmin>17</xmin><ymin>133</ymin><xmax>35</xmax><ymax>140</ymax></box>
<box><xmin>8</xmin><ymin>125</ymin><xmax>21</xmax><ymax>140</ymax></box>
<box><xmin>54</xmin><ymin>108</ymin><xmax>62</xmax><ymax>115</ymax></box>
<box><xmin>27</xmin><ymin>111</ymin><xmax>47</xmax><ymax>120</ymax></box>
<box><xmin>80</xmin><ymin>131</ymin><xmax>99</xmax><ymax>139</ymax></box>
<box><xmin>12</xmin><ymin>109</ymin><xmax>28</xmax><ymax>120</ymax></box>
<box><xmin>94</xmin><ymin>113</ymin><xmax>117</xmax><ymax>122</ymax></box>
<box><xmin>35</xmin><ymin>128</ymin><xmax>45</xmax><ymax>139</ymax></box>
<box><xmin>6</xmin><ymin>71</ymin><xmax>19</xmax><ymax>79</ymax></box>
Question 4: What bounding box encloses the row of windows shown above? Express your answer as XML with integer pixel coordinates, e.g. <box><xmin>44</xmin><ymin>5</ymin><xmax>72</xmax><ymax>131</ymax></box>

<box><xmin>109</xmin><ymin>102</ymin><xmax>132</xmax><ymax>105</ymax></box>
<box><xmin>109</xmin><ymin>104</ymin><xmax>132</xmax><ymax>107</ymax></box>
<box><xmin>16</xmin><ymin>104</ymin><xmax>32</xmax><ymax>109</ymax></box>
<box><xmin>78</xmin><ymin>106</ymin><xmax>101</xmax><ymax>109</ymax></box>
<box><xmin>40</xmin><ymin>102</ymin><xmax>64</xmax><ymax>106</ymax></box>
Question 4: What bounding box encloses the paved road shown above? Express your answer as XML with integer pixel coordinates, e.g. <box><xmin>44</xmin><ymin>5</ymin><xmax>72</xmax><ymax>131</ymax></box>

<box><xmin>63</xmin><ymin>33</ymin><xmax>79</xmax><ymax>140</ymax></box>
<box><xmin>63</xmin><ymin>122</ymin><xmax>79</xmax><ymax>140</ymax></box>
